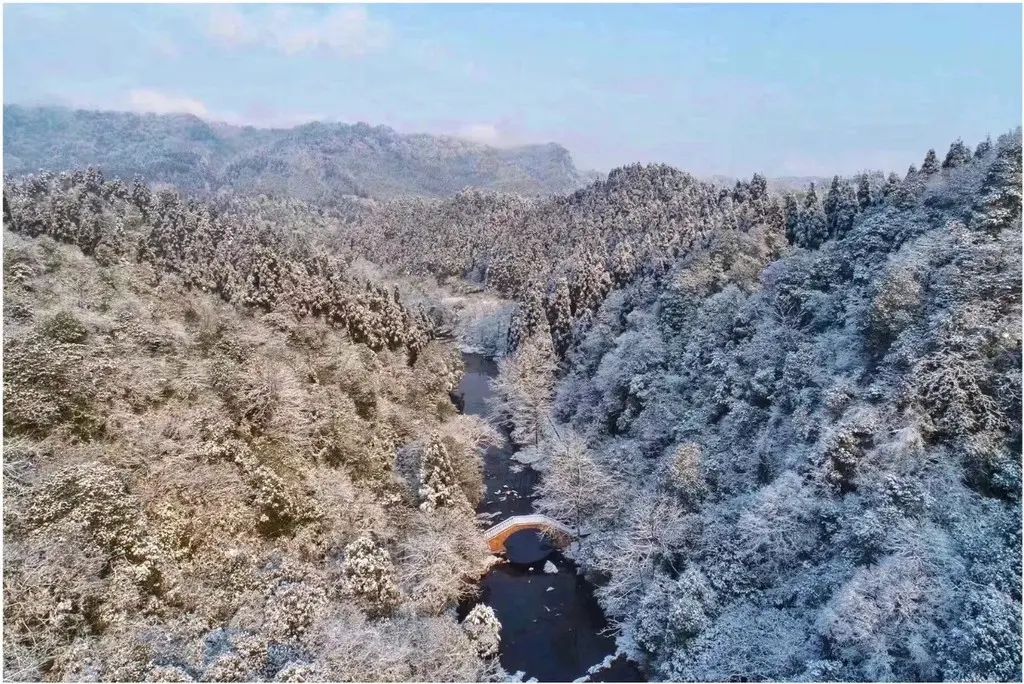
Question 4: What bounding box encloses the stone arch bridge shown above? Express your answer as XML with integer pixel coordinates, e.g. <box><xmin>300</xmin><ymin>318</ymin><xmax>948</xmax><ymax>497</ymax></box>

<box><xmin>484</xmin><ymin>514</ymin><xmax>573</xmax><ymax>554</ymax></box>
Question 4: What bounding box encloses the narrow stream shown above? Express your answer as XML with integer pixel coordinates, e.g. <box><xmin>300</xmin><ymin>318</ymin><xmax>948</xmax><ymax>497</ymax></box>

<box><xmin>456</xmin><ymin>354</ymin><xmax>646</xmax><ymax>683</ymax></box>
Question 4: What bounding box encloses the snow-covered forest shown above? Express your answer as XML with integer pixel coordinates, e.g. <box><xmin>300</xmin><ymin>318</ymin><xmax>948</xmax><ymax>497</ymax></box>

<box><xmin>2</xmin><ymin>128</ymin><xmax>1020</xmax><ymax>682</ymax></box>
<box><xmin>352</xmin><ymin>130</ymin><xmax>1022</xmax><ymax>680</ymax></box>
<box><xmin>491</xmin><ymin>132</ymin><xmax>1023</xmax><ymax>681</ymax></box>
<box><xmin>1</xmin><ymin>171</ymin><xmax>505</xmax><ymax>681</ymax></box>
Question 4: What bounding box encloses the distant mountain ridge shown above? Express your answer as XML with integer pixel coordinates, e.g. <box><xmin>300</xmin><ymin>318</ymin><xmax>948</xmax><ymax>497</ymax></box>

<box><xmin>2</xmin><ymin>104</ymin><xmax>586</xmax><ymax>200</ymax></box>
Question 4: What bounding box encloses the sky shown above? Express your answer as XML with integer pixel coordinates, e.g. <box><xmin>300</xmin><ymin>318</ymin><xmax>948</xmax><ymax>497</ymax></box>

<box><xmin>3</xmin><ymin>2</ymin><xmax>1022</xmax><ymax>177</ymax></box>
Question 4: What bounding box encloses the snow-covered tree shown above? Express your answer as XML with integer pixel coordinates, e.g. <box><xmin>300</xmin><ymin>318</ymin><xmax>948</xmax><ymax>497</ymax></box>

<box><xmin>882</xmin><ymin>171</ymin><xmax>902</xmax><ymax>201</ymax></box>
<box><xmin>546</xmin><ymin>276</ymin><xmax>574</xmax><ymax>357</ymax></box>
<box><xmin>855</xmin><ymin>173</ymin><xmax>873</xmax><ymax>210</ymax></box>
<box><xmin>525</xmin><ymin>131</ymin><xmax>1022</xmax><ymax>683</ymax></box>
<box><xmin>341</xmin><ymin>534</ymin><xmax>401</xmax><ymax>617</ymax></box>
<box><xmin>671</xmin><ymin>442</ymin><xmax>705</xmax><ymax>505</ymax></box>
<box><xmin>492</xmin><ymin>328</ymin><xmax>558</xmax><ymax>447</ymax></box>
<box><xmin>921</xmin><ymin>148</ymin><xmax>941</xmax><ymax>175</ymax></box>
<box><xmin>534</xmin><ymin>429</ymin><xmax>617</xmax><ymax>533</ymax></box>
<box><xmin>825</xmin><ymin>176</ymin><xmax>858</xmax><ymax>239</ymax></box>
<box><xmin>460</xmin><ymin>603</ymin><xmax>502</xmax><ymax>658</ymax></box>
<box><xmin>799</xmin><ymin>183</ymin><xmax>828</xmax><ymax>249</ymax></box>
<box><xmin>942</xmin><ymin>138</ymin><xmax>973</xmax><ymax>169</ymax></box>
<box><xmin>418</xmin><ymin>432</ymin><xmax>464</xmax><ymax>512</ymax></box>
<box><xmin>971</xmin><ymin>130</ymin><xmax>1022</xmax><ymax>234</ymax></box>
<box><xmin>783</xmin><ymin>193</ymin><xmax>801</xmax><ymax>244</ymax></box>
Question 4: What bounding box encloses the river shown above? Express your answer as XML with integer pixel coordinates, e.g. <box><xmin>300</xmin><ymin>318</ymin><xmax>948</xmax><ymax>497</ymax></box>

<box><xmin>455</xmin><ymin>353</ymin><xmax>646</xmax><ymax>683</ymax></box>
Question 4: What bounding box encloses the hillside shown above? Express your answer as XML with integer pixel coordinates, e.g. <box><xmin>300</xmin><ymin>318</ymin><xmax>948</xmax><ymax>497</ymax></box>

<box><xmin>3</xmin><ymin>129</ymin><xmax>1020</xmax><ymax>682</ymax></box>
<box><xmin>497</xmin><ymin>132</ymin><xmax>1023</xmax><ymax>681</ymax></box>
<box><xmin>2</xmin><ymin>105</ymin><xmax>585</xmax><ymax>201</ymax></box>
<box><xmin>344</xmin><ymin>130</ymin><xmax>1022</xmax><ymax>681</ymax></box>
<box><xmin>353</xmin><ymin>163</ymin><xmax>787</xmax><ymax>357</ymax></box>
<box><xmin>1</xmin><ymin>173</ymin><xmax>506</xmax><ymax>681</ymax></box>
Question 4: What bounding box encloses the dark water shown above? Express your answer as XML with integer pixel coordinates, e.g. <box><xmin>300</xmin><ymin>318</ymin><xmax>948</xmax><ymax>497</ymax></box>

<box><xmin>456</xmin><ymin>354</ymin><xmax>645</xmax><ymax>683</ymax></box>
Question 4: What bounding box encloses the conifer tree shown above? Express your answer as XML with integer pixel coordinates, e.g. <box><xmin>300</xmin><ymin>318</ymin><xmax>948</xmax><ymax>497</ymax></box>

<box><xmin>461</xmin><ymin>604</ymin><xmax>502</xmax><ymax>658</ymax></box>
<box><xmin>882</xmin><ymin>172</ymin><xmax>902</xmax><ymax>201</ymax></box>
<box><xmin>921</xmin><ymin>149</ymin><xmax>941</xmax><ymax>175</ymax></box>
<box><xmin>418</xmin><ymin>432</ymin><xmax>463</xmax><ymax>512</ymax></box>
<box><xmin>942</xmin><ymin>139</ymin><xmax>973</xmax><ymax>169</ymax></box>
<box><xmin>800</xmin><ymin>183</ymin><xmax>828</xmax><ymax>249</ymax></box>
<box><xmin>972</xmin><ymin>133</ymin><xmax>1023</xmax><ymax>233</ymax></box>
<box><xmin>975</xmin><ymin>136</ymin><xmax>993</xmax><ymax>159</ymax></box>
<box><xmin>826</xmin><ymin>178</ymin><xmax>858</xmax><ymax>238</ymax></box>
<box><xmin>341</xmin><ymin>534</ymin><xmax>401</xmax><ymax>617</ymax></box>
<box><xmin>895</xmin><ymin>165</ymin><xmax>925</xmax><ymax>208</ymax></box>
<box><xmin>783</xmin><ymin>193</ymin><xmax>801</xmax><ymax>244</ymax></box>
<box><xmin>547</xmin><ymin>276</ymin><xmax>574</xmax><ymax>357</ymax></box>
<box><xmin>856</xmin><ymin>174</ymin><xmax>873</xmax><ymax>210</ymax></box>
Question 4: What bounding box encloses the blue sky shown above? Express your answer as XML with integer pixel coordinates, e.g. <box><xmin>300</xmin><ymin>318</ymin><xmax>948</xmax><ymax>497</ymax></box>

<box><xmin>4</xmin><ymin>3</ymin><xmax>1021</xmax><ymax>177</ymax></box>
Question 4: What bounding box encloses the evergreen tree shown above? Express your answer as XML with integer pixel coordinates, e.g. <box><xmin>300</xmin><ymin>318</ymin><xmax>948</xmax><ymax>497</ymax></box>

<box><xmin>856</xmin><ymin>174</ymin><xmax>873</xmax><ymax>210</ymax></box>
<box><xmin>826</xmin><ymin>178</ymin><xmax>859</xmax><ymax>238</ymax></box>
<box><xmin>418</xmin><ymin>432</ymin><xmax>463</xmax><ymax>512</ymax></box>
<box><xmin>461</xmin><ymin>604</ymin><xmax>502</xmax><ymax>658</ymax></box>
<box><xmin>800</xmin><ymin>183</ymin><xmax>828</xmax><ymax>249</ymax></box>
<box><xmin>921</xmin><ymin>149</ymin><xmax>941</xmax><ymax>175</ymax></box>
<box><xmin>750</xmin><ymin>173</ymin><xmax>769</xmax><ymax>201</ymax></box>
<box><xmin>341</xmin><ymin>534</ymin><xmax>401</xmax><ymax>617</ymax></box>
<box><xmin>507</xmin><ymin>282</ymin><xmax>546</xmax><ymax>353</ymax></box>
<box><xmin>942</xmin><ymin>139</ymin><xmax>973</xmax><ymax>169</ymax></box>
<box><xmin>893</xmin><ymin>165</ymin><xmax>924</xmax><ymax>209</ymax></box>
<box><xmin>783</xmin><ymin>193</ymin><xmax>801</xmax><ymax>245</ymax></box>
<box><xmin>882</xmin><ymin>172</ymin><xmax>902</xmax><ymax>201</ymax></box>
<box><xmin>975</xmin><ymin>136</ymin><xmax>993</xmax><ymax>160</ymax></box>
<box><xmin>547</xmin><ymin>276</ymin><xmax>574</xmax><ymax>357</ymax></box>
<box><xmin>823</xmin><ymin>176</ymin><xmax>841</xmax><ymax>228</ymax></box>
<box><xmin>971</xmin><ymin>132</ymin><xmax>1023</xmax><ymax>233</ymax></box>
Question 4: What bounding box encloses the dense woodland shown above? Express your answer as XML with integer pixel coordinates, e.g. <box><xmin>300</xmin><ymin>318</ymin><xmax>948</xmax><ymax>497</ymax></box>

<box><xmin>489</xmin><ymin>132</ymin><xmax>1023</xmax><ymax>681</ymax></box>
<box><xmin>2</xmin><ymin>123</ymin><xmax>1021</xmax><ymax>682</ymax></box>
<box><xmin>3</xmin><ymin>105</ymin><xmax>587</xmax><ymax>202</ymax></box>
<box><xmin>2</xmin><ymin>173</ymin><xmax>506</xmax><ymax>681</ymax></box>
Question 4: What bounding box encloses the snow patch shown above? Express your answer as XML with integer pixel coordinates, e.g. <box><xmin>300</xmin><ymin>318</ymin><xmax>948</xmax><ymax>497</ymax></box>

<box><xmin>586</xmin><ymin>654</ymin><xmax>617</xmax><ymax>675</ymax></box>
<box><xmin>511</xmin><ymin>448</ymin><xmax>543</xmax><ymax>466</ymax></box>
<box><xmin>543</xmin><ymin>560</ymin><xmax>558</xmax><ymax>574</ymax></box>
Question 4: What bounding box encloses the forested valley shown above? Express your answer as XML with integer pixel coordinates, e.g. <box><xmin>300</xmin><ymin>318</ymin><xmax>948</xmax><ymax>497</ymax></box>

<box><xmin>2</xmin><ymin>127</ymin><xmax>1021</xmax><ymax>682</ymax></box>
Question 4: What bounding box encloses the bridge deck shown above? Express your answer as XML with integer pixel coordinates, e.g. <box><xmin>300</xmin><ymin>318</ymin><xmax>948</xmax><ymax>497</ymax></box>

<box><xmin>484</xmin><ymin>514</ymin><xmax>573</xmax><ymax>554</ymax></box>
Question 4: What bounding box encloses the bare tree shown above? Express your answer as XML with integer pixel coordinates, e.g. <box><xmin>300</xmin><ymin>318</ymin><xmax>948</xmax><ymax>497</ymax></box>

<box><xmin>490</xmin><ymin>329</ymin><xmax>557</xmax><ymax>447</ymax></box>
<box><xmin>533</xmin><ymin>429</ymin><xmax>617</xmax><ymax>534</ymax></box>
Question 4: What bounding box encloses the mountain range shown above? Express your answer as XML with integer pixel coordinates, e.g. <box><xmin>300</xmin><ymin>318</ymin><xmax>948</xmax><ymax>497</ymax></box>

<box><xmin>2</xmin><ymin>104</ymin><xmax>588</xmax><ymax>201</ymax></box>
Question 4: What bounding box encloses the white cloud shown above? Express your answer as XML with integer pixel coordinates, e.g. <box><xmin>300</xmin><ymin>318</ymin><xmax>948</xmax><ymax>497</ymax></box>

<box><xmin>127</xmin><ymin>89</ymin><xmax>209</xmax><ymax>117</ymax></box>
<box><xmin>448</xmin><ymin>120</ymin><xmax>554</xmax><ymax>149</ymax></box>
<box><xmin>204</xmin><ymin>6</ymin><xmax>258</xmax><ymax>48</ymax></box>
<box><xmin>147</xmin><ymin>32</ymin><xmax>181</xmax><ymax>60</ymax></box>
<box><xmin>203</xmin><ymin>5</ymin><xmax>389</xmax><ymax>57</ymax></box>
<box><xmin>458</xmin><ymin>123</ymin><xmax>503</xmax><ymax>146</ymax></box>
<box><xmin>66</xmin><ymin>89</ymin><xmax>323</xmax><ymax>131</ymax></box>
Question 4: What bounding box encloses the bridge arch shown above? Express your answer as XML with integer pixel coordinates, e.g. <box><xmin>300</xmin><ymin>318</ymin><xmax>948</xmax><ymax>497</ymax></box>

<box><xmin>484</xmin><ymin>514</ymin><xmax>574</xmax><ymax>554</ymax></box>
